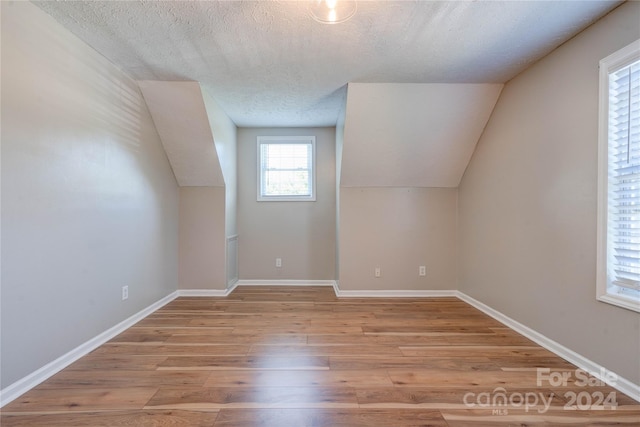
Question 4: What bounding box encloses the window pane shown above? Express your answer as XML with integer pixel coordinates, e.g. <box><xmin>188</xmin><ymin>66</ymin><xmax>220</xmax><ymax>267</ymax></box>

<box><xmin>258</xmin><ymin>138</ymin><xmax>314</xmax><ymax>200</ymax></box>
<box><xmin>607</xmin><ymin>58</ymin><xmax>640</xmax><ymax>299</ymax></box>
<box><xmin>264</xmin><ymin>144</ymin><xmax>309</xmax><ymax>170</ymax></box>
<box><xmin>264</xmin><ymin>170</ymin><xmax>310</xmax><ymax>196</ymax></box>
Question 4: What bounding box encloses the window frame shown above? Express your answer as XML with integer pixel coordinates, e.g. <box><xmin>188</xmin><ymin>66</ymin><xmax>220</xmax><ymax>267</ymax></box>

<box><xmin>596</xmin><ymin>39</ymin><xmax>640</xmax><ymax>313</ymax></box>
<box><xmin>256</xmin><ymin>136</ymin><xmax>316</xmax><ymax>202</ymax></box>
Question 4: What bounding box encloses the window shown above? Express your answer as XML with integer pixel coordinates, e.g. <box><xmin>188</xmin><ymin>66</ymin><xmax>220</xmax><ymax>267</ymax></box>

<box><xmin>597</xmin><ymin>39</ymin><xmax>640</xmax><ymax>312</ymax></box>
<box><xmin>257</xmin><ymin>136</ymin><xmax>316</xmax><ymax>201</ymax></box>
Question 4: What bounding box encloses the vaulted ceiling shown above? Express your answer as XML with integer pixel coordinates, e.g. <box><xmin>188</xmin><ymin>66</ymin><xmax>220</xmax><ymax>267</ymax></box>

<box><xmin>34</xmin><ymin>0</ymin><xmax>621</xmax><ymax>127</ymax></box>
<box><xmin>32</xmin><ymin>0</ymin><xmax>623</xmax><ymax>187</ymax></box>
<box><xmin>138</xmin><ymin>81</ymin><xmax>226</xmax><ymax>187</ymax></box>
<box><xmin>341</xmin><ymin>83</ymin><xmax>503</xmax><ymax>187</ymax></box>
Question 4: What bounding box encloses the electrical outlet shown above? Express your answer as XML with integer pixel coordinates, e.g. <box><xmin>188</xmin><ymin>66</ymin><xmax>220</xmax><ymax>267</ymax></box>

<box><xmin>276</xmin><ymin>258</ymin><xmax>282</xmax><ymax>268</ymax></box>
<box><xmin>419</xmin><ymin>266</ymin><xmax>426</xmax><ymax>276</ymax></box>
<box><xmin>122</xmin><ymin>286</ymin><xmax>129</xmax><ymax>301</ymax></box>
<box><xmin>375</xmin><ymin>267</ymin><xmax>381</xmax><ymax>278</ymax></box>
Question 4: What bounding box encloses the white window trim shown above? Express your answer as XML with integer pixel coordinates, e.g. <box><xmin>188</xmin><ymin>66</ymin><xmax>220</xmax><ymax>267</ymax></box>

<box><xmin>257</xmin><ymin>136</ymin><xmax>316</xmax><ymax>202</ymax></box>
<box><xmin>596</xmin><ymin>39</ymin><xmax>640</xmax><ymax>313</ymax></box>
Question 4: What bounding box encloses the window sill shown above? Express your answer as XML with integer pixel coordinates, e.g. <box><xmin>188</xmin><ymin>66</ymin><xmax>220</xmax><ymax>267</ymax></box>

<box><xmin>597</xmin><ymin>293</ymin><xmax>640</xmax><ymax>313</ymax></box>
<box><xmin>257</xmin><ymin>196</ymin><xmax>316</xmax><ymax>202</ymax></box>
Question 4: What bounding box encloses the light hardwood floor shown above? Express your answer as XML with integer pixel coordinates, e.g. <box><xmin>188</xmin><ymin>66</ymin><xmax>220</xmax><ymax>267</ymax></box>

<box><xmin>2</xmin><ymin>286</ymin><xmax>638</xmax><ymax>426</ymax></box>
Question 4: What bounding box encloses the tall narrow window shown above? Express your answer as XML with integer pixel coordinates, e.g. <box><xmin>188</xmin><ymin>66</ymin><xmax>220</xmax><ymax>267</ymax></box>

<box><xmin>597</xmin><ymin>40</ymin><xmax>640</xmax><ymax>312</ymax></box>
<box><xmin>257</xmin><ymin>136</ymin><xmax>316</xmax><ymax>201</ymax></box>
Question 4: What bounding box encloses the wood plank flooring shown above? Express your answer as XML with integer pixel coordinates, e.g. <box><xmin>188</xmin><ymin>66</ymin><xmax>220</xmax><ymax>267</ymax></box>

<box><xmin>2</xmin><ymin>286</ymin><xmax>638</xmax><ymax>426</ymax></box>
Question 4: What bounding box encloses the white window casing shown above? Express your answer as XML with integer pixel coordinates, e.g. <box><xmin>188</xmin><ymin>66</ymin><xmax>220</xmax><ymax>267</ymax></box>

<box><xmin>597</xmin><ymin>39</ymin><xmax>640</xmax><ymax>312</ymax></box>
<box><xmin>257</xmin><ymin>136</ymin><xmax>316</xmax><ymax>202</ymax></box>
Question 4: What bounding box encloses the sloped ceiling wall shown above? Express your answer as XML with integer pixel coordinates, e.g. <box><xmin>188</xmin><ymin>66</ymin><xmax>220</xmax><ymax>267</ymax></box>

<box><xmin>139</xmin><ymin>80</ymin><xmax>501</xmax><ymax>190</ymax></box>
<box><xmin>341</xmin><ymin>83</ymin><xmax>503</xmax><ymax>187</ymax></box>
<box><xmin>138</xmin><ymin>81</ymin><xmax>225</xmax><ymax>187</ymax></box>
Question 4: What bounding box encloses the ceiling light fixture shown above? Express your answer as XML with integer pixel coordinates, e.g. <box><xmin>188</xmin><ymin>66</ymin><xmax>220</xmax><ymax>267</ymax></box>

<box><xmin>309</xmin><ymin>0</ymin><xmax>357</xmax><ymax>24</ymax></box>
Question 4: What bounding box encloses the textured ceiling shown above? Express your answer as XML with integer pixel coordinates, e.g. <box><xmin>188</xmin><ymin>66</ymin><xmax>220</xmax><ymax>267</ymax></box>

<box><xmin>33</xmin><ymin>0</ymin><xmax>621</xmax><ymax>128</ymax></box>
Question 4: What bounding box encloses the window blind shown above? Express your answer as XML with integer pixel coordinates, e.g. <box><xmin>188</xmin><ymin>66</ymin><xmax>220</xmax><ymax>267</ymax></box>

<box><xmin>608</xmin><ymin>60</ymin><xmax>640</xmax><ymax>292</ymax></box>
<box><xmin>257</xmin><ymin>137</ymin><xmax>315</xmax><ymax>201</ymax></box>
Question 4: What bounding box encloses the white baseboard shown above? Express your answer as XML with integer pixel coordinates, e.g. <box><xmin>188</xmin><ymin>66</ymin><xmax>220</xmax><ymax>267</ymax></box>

<box><xmin>456</xmin><ymin>291</ymin><xmax>640</xmax><ymax>403</ymax></box>
<box><xmin>177</xmin><ymin>289</ymin><xmax>229</xmax><ymax>296</ymax></box>
<box><xmin>177</xmin><ymin>280</ymin><xmax>240</xmax><ymax>297</ymax></box>
<box><xmin>227</xmin><ymin>277</ymin><xmax>239</xmax><ymax>290</ymax></box>
<box><xmin>0</xmin><ymin>291</ymin><xmax>179</xmax><ymax>408</ymax></box>
<box><xmin>4</xmin><ymin>283</ymin><xmax>637</xmax><ymax>408</ymax></box>
<box><xmin>334</xmin><ymin>288</ymin><xmax>457</xmax><ymax>298</ymax></box>
<box><xmin>332</xmin><ymin>282</ymin><xmax>639</xmax><ymax>401</ymax></box>
<box><xmin>332</xmin><ymin>281</ymin><xmax>457</xmax><ymax>298</ymax></box>
<box><xmin>236</xmin><ymin>280</ymin><xmax>336</xmax><ymax>287</ymax></box>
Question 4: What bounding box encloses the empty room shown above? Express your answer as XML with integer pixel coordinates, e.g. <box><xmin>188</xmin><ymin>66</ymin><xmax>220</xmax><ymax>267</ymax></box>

<box><xmin>1</xmin><ymin>0</ymin><xmax>639</xmax><ymax>425</ymax></box>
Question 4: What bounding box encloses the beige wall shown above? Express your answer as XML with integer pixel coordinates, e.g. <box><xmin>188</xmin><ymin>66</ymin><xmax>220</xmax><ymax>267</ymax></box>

<box><xmin>339</xmin><ymin>187</ymin><xmax>457</xmax><ymax>291</ymax></box>
<box><xmin>341</xmin><ymin>83</ymin><xmax>502</xmax><ymax>187</ymax></box>
<box><xmin>238</xmin><ymin>127</ymin><xmax>336</xmax><ymax>280</ymax></box>
<box><xmin>202</xmin><ymin>88</ymin><xmax>238</xmax><ymax>238</ymax></box>
<box><xmin>179</xmin><ymin>187</ymin><xmax>227</xmax><ymax>290</ymax></box>
<box><xmin>0</xmin><ymin>1</ymin><xmax>179</xmax><ymax>388</ymax></box>
<box><xmin>335</xmin><ymin>103</ymin><xmax>346</xmax><ymax>280</ymax></box>
<box><xmin>459</xmin><ymin>1</ymin><xmax>640</xmax><ymax>384</ymax></box>
<box><xmin>202</xmin><ymin>89</ymin><xmax>238</xmax><ymax>288</ymax></box>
